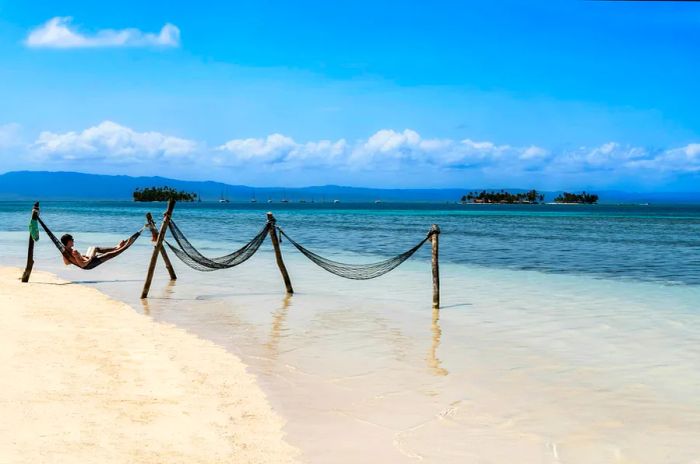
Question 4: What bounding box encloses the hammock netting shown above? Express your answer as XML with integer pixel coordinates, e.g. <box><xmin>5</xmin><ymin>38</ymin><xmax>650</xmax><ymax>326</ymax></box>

<box><xmin>165</xmin><ymin>220</ymin><xmax>270</xmax><ymax>271</ymax></box>
<box><xmin>277</xmin><ymin>227</ymin><xmax>432</xmax><ymax>280</ymax></box>
<box><xmin>37</xmin><ymin>216</ymin><xmax>144</xmax><ymax>270</ymax></box>
<box><xmin>33</xmin><ymin>209</ymin><xmax>433</xmax><ymax>278</ymax></box>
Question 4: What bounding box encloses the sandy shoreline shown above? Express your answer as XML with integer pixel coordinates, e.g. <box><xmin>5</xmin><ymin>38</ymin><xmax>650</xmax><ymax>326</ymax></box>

<box><xmin>0</xmin><ymin>267</ymin><xmax>300</xmax><ymax>464</ymax></box>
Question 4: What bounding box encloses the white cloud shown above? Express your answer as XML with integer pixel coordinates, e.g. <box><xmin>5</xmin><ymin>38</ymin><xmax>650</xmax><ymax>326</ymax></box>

<box><xmin>216</xmin><ymin>134</ymin><xmax>348</xmax><ymax>167</ymax></box>
<box><xmin>520</xmin><ymin>145</ymin><xmax>549</xmax><ymax>160</ymax></box>
<box><xmin>550</xmin><ymin>143</ymin><xmax>650</xmax><ymax>173</ymax></box>
<box><xmin>11</xmin><ymin>123</ymin><xmax>700</xmax><ymax>185</ymax></box>
<box><xmin>25</xmin><ymin>17</ymin><xmax>180</xmax><ymax>49</ymax></box>
<box><xmin>33</xmin><ymin>121</ymin><xmax>197</xmax><ymax>162</ymax></box>
<box><xmin>217</xmin><ymin>134</ymin><xmax>297</xmax><ymax>163</ymax></box>
<box><xmin>628</xmin><ymin>143</ymin><xmax>700</xmax><ymax>173</ymax></box>
<box><xmin>216</xmin><ymin>129</ymin><xmax>535</xmax><ymax>171</ymax></box>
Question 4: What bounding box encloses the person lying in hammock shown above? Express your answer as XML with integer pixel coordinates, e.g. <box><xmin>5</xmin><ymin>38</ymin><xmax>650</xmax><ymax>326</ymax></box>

<box><xmin>60</xmin><ymin>233</ymin><xmax>130</xmax><ymax>268</ymax></box>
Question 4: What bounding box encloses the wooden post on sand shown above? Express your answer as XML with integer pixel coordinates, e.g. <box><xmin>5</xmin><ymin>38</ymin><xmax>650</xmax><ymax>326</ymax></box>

<box><xmin>430</xmin><ymin>224</ymin><xmax>440</xmax><ymax>309</ymax></box>
<box><xmin>266</xmin><ymin>212</ymin><xmax>294</xmax><ymax>294</ymax></box>
<box><xmin>21</xmin><ymin>202</ymin><xmax>40</xmax><ymax>283</ymax></box>
<box><xmin>146</xmin><ymin>212</ymin><xmax>177</xmax><ymax>281</ymax></box>
<box><xmin>141</xmin><ymin>199</ymin><xmax>176</xmax><ymax>299</ymax></box>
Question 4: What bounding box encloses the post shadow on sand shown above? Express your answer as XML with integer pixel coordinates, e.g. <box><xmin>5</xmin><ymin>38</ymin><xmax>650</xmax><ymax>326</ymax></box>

<box><xmin>141</xmin><ymin>279</ymin><xmax>178</xmax><ymax>315</ymax></box>
<box><xmin>265</xmin><ymin>294</ymin><xmax>293</xmax><ymax>362</ymax></box>
<box><xmin>428</xmin><ymin>306</ymin><xmax>448</xmax><ymax>376</ymax></box>
<box><xmin>29</xmin><ymin>279</ymin><xmax>144</xmax><ymax>286</ymax></box>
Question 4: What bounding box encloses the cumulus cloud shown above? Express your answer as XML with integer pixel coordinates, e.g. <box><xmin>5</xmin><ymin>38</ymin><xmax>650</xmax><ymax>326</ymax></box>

<box><xmin>628</xmin><ymin>143</ymin><xmax>700</xmax><ymax>173</ymax></box>
<box><xmin>217</xmin><ymin>129</ymin><xmax>530</xmax><ymax>171</ymax></box>
<box><xmin>10</xmin><ymin>123</ymin><xmax>700</xmax><ymax>186</ymax></box>
<box><xmin>549</xmin><ymin>142</ymin><xmax>651</xmax><ymax>173</ymax></box>
<box><xmin>520</xmin><ymin>146</ymin><xmax>549</xmax><ymax>160</ymax></box>
<box><xmin>25</xmin><ymin>17</ymin><xmax>180</xmax><ymax>49</ymax></box>
<box><xmin>33</xmin><ymin>121</ymin><xmax>197</xmax><ymax>162</ymax></box>
<box><xmin>216</xmin><ymin>134</ymin><xmax>348</xmax><ymax>167</ymax></box>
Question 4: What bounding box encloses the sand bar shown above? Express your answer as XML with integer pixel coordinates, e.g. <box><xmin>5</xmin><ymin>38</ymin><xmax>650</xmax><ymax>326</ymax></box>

<box><xmin>0</xmin><ymin>267</ymin><xmax>300</xmax><ymax>464</ymax></box>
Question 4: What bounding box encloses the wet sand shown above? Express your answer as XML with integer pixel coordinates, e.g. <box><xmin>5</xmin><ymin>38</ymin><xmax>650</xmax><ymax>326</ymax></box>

<box><xmin>0</xmin><ymin>267</ymin><xmax>299</xmax><ymax>464</ymax></box>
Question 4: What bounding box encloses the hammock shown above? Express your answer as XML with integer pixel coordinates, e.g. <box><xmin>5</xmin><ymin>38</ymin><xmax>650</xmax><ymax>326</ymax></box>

<box><xmin>37</xmin><ymin>216</ymin><xmax>145</xmax><ymax>270</ymax></box>
<box><xmin>276</xmin><ymin>227</ymin><xmax>433</xmax><ymax>280</ymax></box>
<box><xmin>165</xmin><ymin>220</ymin><xmax>270</xmax><ymax>271</ymax></box>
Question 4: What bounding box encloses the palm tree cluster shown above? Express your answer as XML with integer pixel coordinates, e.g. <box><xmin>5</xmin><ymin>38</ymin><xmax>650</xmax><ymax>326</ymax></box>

<box><xmin>460</xmin><ymin>189</ymin><xmax>545</xmax><ymax>204</ymax></box>
<box><xmin>133</xmin><ymin>186</ymin><xmax>198</xmax><ymax>202</ymax></box>
<box><xmin>553</xmin><ymin>191</ymin><xmax>599</xmax><ymax>204</ymax></box>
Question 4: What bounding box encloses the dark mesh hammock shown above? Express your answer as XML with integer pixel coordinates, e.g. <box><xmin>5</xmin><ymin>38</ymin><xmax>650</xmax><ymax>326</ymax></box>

<box><xmin>276</xmin><ymin>227</ymin><xmax>433</xmax><ymax>280</ymax></box>
<box><xmin>37</xmin><ymin>216</ymin><xmax>144</xmax><ymax>270</ymax></box>
<box><xmin>164</xmin><ymin>219</ymin><xmax>270</xmax><ymax>271</ymax></box>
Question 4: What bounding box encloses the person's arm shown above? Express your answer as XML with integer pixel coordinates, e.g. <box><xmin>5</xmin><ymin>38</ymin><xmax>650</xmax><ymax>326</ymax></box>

<box><xmin>70</xmin><ymin>249</ymin><xmax>90</xmax><ymax>268</ymax></box>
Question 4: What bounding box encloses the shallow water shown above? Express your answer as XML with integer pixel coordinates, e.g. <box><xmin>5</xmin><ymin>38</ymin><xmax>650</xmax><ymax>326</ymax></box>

<box><xmin>3</xmin><ymin>201</ymin><xmax>700</xmax><ymax>284</ymax></box>
<box><xmin>1</xmin><ymin>201</ymin><xmax>699</xmax><ymax>463</ymax></box>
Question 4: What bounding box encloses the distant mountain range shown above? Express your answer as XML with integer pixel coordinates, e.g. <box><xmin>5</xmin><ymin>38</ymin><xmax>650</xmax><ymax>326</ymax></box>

<box><xmin>2</xmin><ymin>170</ymin><xmax>700</xmax><ymax>204</ymax></box>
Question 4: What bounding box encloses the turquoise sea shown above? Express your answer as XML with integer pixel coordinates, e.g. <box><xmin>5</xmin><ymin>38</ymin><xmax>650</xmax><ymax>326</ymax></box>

<box><xmin>2</xmin><ymin>201</ymin><xmax>700</xmax><ymax>285</ymax></box>
<box><xmin>1</xmin><ymin>201</ymin><xmax>699</xmax><ymax>463</ymax></box>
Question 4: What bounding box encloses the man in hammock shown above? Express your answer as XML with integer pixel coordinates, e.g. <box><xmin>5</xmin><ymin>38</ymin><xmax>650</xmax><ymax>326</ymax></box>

<box><xmin>60</xmin><ymin>233</ymin><xmax>130</xmax><ymax>268</ymax></box>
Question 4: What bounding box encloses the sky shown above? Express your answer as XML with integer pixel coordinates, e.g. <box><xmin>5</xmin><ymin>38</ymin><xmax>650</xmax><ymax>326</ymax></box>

<box><xmin>1</xmin><ymin>0</ymin><xmax>699</xmax><ymax>191</ymax></box>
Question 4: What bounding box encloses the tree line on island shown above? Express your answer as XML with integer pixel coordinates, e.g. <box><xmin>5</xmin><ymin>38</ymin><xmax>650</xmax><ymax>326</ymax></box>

<box><xmin>460</xmin><ymin>190</ymin><xmax>598</xmax><ymax>204</ymax></box>
<box><xmin>552</xmin><ymin>191</ymin><xmax>599</xmax><ymax>204</ymax></box>
<box><xmin>132</xmin><ymin>185</ymin><xmax>598</xmax><ymax>204</ymax></box>
<box><xmin>133</xmin><ymin>186</ymin><xmax>198</xmax><ymax>202</ymax></box>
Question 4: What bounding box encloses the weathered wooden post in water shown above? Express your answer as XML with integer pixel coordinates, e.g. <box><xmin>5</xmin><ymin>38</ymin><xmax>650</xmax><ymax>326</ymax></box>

<box><xmin>21</xmin><ymin>202</ymin><xmax>40</xmax><ymax>283</ymax></box>
<box><xmin>266</xmin><ymin>212</ymin><xmax>294</xmax><ymax>294</ymax></box>
<box><xmin>146</xmin><ymin>212</ymin><xmax>177</xmax><ymax>281</ymax></box>
<box><xmin>430</xmin><ymin>224</ymin><xmax>440</xmax><ymax>309</ymax></box>
<box><xmin>141</xmin><ymin>199</ymin><xmax>176</xmax><ymax>299</ymax></box>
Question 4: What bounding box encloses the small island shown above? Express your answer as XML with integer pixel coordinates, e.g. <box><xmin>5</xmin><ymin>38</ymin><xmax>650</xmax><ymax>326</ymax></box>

<box><xmin>460</xmin><ymin>189</ymin><xmax>545</xmax><ymax>204</ymax></box>
<box><xmin>133</xmin><ymin>186</ymin><xmax>199</xmax><ymax>202</ymax></box>
<box><xmin>553</xmin><ymin>191</ymin><xmax>599</xmax><ymax>204</ymax></box>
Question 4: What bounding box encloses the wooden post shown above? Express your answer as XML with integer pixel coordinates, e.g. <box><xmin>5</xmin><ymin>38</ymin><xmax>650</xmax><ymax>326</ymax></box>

<box><xmin>141</xmin><ymin>199</ymin><xmax>176</xmax><ymax>299</ymax></box>
<box><xmin>430</xmin><ymin>224</ymin><xmax>440</xmax><ymax>309</ymax></box>
<box><xmin>267</xmin><ymin>212</ymin><xmax>294</xmax><ymax>294</ymax></box>
<box><xmin>21</xmin><ymin>202</ymin><xmax>40</xmax><ymax>283</ymax></box>
<box><xmin>146</xmin><ymin>212</ymin><xmax>177</xmax><ymax>281</ymax></box>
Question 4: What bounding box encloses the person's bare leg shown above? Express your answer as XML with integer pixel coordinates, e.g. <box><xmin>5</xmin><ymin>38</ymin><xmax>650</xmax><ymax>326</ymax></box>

<box><xmin>94</xmin><ymin>237</ymin><xmax>136</xmax><ymax>262</ymax></box>
<box><xmin>94</xmin><ymin>240</ymin><xmax>126</xmax><ymax>254</ymax></box>
<box><xmin>94</xmin><ymin>247</ymin><xmax>127</xmax><ymax>263</ymax></box>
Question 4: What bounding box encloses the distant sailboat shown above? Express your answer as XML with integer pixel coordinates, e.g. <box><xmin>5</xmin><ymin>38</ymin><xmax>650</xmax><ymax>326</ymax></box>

<box><xmin>250</xmin><ymin>189</ymin><xmax>257</xmax><ymax>203</ymax></box>
<box><xmin>280</xmin><ymin>189</ymin><xmax>289</xmax><ymax>203</ymax></box>
<box><xmin>219</xmin><ymin>189</ymin><xmax>230</xmax><ymax>203</ymax></box>
<box><xmin>333</xmin><ymin>199</ymin><xmax>340</xmax><ymax>204</ymax></box>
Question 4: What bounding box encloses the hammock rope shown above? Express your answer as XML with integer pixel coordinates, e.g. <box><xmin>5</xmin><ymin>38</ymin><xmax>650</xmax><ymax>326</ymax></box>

<box><xmin>276</xmin><ymin>226</ymin><xmax>434</xmax><ymax>280</ymax></box>
<box><xmin>164</xmin><ymin>219</ymin><xmax>270</xmax><ymax>272</ymax></box>
<box><xmin>37</xmin><ymin>216</ymin><xmax>146</xmax><ymax>270</ymax></box>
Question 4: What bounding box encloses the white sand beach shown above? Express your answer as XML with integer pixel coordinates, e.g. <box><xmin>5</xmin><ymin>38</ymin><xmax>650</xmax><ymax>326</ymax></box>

<box><xmin>2</xmin><ymin>224</ymin><xmax>700</xmax><ymax>463</ymax></box>
<box><xmin>0</xmin><ymin>267</ymin><xmax>300</xmax><ymax>464</ymax></box>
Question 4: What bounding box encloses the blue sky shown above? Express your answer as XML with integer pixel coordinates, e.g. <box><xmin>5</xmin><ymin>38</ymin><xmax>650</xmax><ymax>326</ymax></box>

<box><xmin>1</xmin><ymin>0</ymin><xmax>699</xmax><ymax>190</ymax></box>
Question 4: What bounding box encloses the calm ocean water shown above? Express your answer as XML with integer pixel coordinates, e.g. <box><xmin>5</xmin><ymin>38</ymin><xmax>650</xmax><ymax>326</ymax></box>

<box><xmin>2</xmin><ymin>201</ymin><xmax>700</xmax><ymax>285</ymax></box>
<box><xmin>2</xmin><ymin>200</ymin><xmax>700</xmax><ymax>462</ymax></box>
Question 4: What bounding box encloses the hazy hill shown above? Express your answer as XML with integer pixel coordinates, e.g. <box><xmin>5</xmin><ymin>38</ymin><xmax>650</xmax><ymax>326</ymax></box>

<box><xmin>2</xmin><ymin>171</ymin><xmax>700</xmax><ymax>204</ymax></box>
<box><xmin>0</xmin><ymin>171</ymin><xmax>465</xmax><ymax>202</ymax></box>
